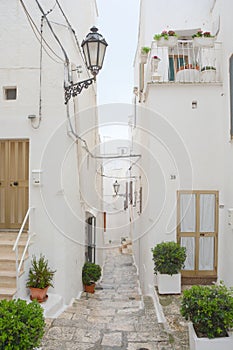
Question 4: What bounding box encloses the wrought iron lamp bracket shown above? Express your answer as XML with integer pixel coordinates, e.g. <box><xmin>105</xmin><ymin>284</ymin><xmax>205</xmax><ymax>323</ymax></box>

<box><xmin>64</xmin><ymin>77</ymin><xmax>95</xmax><ymax>104</ymax></box>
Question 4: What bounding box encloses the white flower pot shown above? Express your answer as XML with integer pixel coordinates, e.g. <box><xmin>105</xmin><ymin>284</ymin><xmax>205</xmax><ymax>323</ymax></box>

<box><xmin>200</xmin><ymin>69</ymin><xmax>216</xmax><ymax>82</ymax></box>
<box><xmin>140</xmin><ymin>53</ymin><xmax>148</xmax><ymax>64</ymax></box>
<box><xmin>151</xmin><ymin>58</ymin><xmax>160</xmax><ymax>72</ymax></box>
<box><xmin>157</xmin><ymin>273</ymin><xmax>181</xmax><ymax>294</ymax></box>
<box><xmin>193</xmin><ymin>37</ymin><xmax>216</xmax><ymax>48</ymax></box>
<box><xmin>156</xmin><ymin>36</ymin><xmax>178</xmax><ymax>47</ymax></box>
<box><xmin>188</xmin><ymin>322</ymin><xmax>233</xmax><ymax>350</ymax></box>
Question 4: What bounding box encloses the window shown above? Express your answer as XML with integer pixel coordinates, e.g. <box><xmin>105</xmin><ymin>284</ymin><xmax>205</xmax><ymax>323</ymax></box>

<box><xmin>4</xmin><ymin>87</ymin><xmax>17</xmax><ymax>100</ymax></box>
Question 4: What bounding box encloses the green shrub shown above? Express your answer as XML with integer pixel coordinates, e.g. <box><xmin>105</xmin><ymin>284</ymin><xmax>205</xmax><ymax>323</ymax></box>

<box><xmin>26</xmin><ymin>254</ymin><xmax>56</xmax><ymax>289</ymax></box>
<box><xmin>0</xmin><ymin>298</ymin><xmax>45</xmax><ymax>349</ymax></box>
<box><xmin>180</xmin><ymin>283</ymin><xmax>233</xmax><ymax>338</ymax></box>
<box><xmin>201</xmin><ymin>66</ymin><xmax>216</xmax><ymax>71</ymax></box>
<box><xmin>82</xmin><ymin>262</ymin><xmax>101</xmax><ymax>286</ymax></box>
<box><xmin>151</xmin><ymin>241</ymin><xmax>186</xmax><ymax>275</ymax></box>
<box><xmin>141</xmin><ymin>46</ymin><xmax>150</xmax><ymax>54</ymax></box>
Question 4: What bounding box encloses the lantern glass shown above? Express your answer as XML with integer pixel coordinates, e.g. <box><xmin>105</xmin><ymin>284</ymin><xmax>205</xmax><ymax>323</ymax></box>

<box><xmin>82</xmin><ymin>27</ymin><xmax>108</xmax><ymax>77</ymax></box>
<box><xmin>113</xmin><ymin>180</ymin><xmax>120</xmax><ymax>195</ymax></box>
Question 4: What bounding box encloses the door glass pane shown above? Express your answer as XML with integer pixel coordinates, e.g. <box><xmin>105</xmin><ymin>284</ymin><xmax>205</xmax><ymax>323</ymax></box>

<box><xmin>181</xmin><ymin>237</ymin><xmax>195</xmax><ymax>270</ymax></box>
<box><xmin>199</xmin><ymin>237</ymin><xmax>214</xmax><ymax>270</ymax></box>
<box><xmin>180</xmin><ymin>194</ymin><xmax>196</xmax><ymax>232</ymax></box>
<box><xmin>200</xmin><ymin>194</ymin><xmax>215</xmax><ymax>232</ymax></box>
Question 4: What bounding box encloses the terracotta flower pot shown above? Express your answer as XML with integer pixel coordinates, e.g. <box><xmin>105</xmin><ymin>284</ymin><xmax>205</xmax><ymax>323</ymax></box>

<box><xmin>84</xmin><ymin>283</ymin><xmax>95</xmax><ymax>294</ymax></box>
<box><xmin>29</xmin><ymin>286</ymin><xmax>49</xmax><ymax>303</ymax></box>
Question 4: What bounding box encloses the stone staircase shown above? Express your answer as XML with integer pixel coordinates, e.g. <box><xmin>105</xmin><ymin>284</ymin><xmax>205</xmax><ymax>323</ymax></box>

<box><xmin>0</xmin><ymin>231</ymin><xmax>28</xmax><ymax>300</ymax></box>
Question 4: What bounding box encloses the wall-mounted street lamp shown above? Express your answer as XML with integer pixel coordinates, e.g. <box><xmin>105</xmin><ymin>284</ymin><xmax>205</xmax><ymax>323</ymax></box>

<box><xmin>113</xmin><ymin>180</ymin><xmax>121</xmax><ymax>196</ymax></box>
<box><xmin>64</xmin><ymin>27</ymin><xmax>108</xmax><ymax>104</ymax></box>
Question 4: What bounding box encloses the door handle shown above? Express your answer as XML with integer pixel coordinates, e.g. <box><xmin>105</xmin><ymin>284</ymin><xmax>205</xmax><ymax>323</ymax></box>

<box><xmin>10</xmin><ymin>181</ymin><xmax>19</xmax><ymax>187</ymax></box>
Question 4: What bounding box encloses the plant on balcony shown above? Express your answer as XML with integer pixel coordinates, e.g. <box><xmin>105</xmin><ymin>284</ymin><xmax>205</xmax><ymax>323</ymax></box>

<box><xmin>141</xmin><ymin>46</ymin><xmax>151</xmax><ymax>54</ymax></box>
<box><xmin>180</xmin><ymin>283</ymin><xmax>233</xmax><ymax>349</ymax></box>
<box><xmin>140</xmin><ymin>46</ymin><xmax>151</xmax><ymax>64</ymax></box>
<box><xmin>153</xmin><ymin>30</ymin><xmax>178</xmax><ymax>47</ymax></box>
<box><xmin>192</xmin><ymin>30</ymin><xmax>215</xmax><ymax>38</ymax></box>
<box><xmin>201</xmin><ymin>66</ymin><xmax>216</xmax><ymax>71</ymax></box>
<box><xmin>192</xmin><ymin>30</ymin><xmax>216</xmax><ymax>47</ymax></box>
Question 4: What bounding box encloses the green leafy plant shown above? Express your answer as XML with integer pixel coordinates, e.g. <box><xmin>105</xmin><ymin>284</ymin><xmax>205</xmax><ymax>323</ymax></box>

<box><xmin>201</xmin><ymin>65</ymin><xmax>216</xmax><ymax>71</ymax></box>
<box><xmin>0</xmin><ymin>299</ymin><xmax>45</xmax><ymax>349</ymax></box>
<box><xmin>82</xmin><ymin>262</ymin><xmax>101</xmax><ymax>286</ymax></box>
<box><xmin>192</xmin><ymin>30</ymin><xmax>215</xmax><ymax>38</ymax></box>
<box><xmin>141</xmin><ymin>46</ymin><xmax>150</xmax><ymax>54</ymax></box>
<box><xmin>154</xmin><ymin>30</ymin><xmax>178</xmax><ymax>41</ymax></box>
<box><xmin>151</xmin><ymin>241</ymin><xmax>186</xmax><ymax>275</ymax></box>
<box><xmin>180</xmin><ymin>282</ymin><xmax>233</xmax><ymax>338</ymax></box>
<box><xmin>26</xmin><ymin>254</ymin><xmax>56</xmax><ymax>289</ymax></box>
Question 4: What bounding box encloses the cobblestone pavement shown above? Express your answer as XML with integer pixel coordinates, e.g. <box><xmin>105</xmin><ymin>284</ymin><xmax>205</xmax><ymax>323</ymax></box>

<box><xmin>42</xmin><ymin>249</ymin><xmax>185</xmax><ymax>350</ymax></box>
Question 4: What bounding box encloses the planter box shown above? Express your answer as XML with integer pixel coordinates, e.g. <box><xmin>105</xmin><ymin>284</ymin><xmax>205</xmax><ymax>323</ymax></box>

<box><xmin>140</xmin><ymin>53</ymin><xmax>148</xmax><ymax>64</ymax></box>
<box><xmin>188</xmin><ymin>322</ymin><xmax>233</xmax><ymax>350</ymax></box>
<box><xmin>200</xmin><ymin>69</ymin><xmax>216</xmax><ymax>82</ymax></box>
<box><xmin>157</xmin><ymin>273</ymin><xmax>181</xmax><ymax>294</ymax></box>
<box><xmin>155</xmin><ymin>36</ymin><xmax>178</xmax><ymax>47</ymax></box>
<box><xmin>193</xmin><ymin>37</ymin><xmax>216</xmax><ymax>48</ymax></box>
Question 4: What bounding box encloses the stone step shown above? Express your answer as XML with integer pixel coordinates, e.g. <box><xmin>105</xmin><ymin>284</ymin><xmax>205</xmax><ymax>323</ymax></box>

<box><xmin>0</xmin><ymin>259</ymin><xmax>24</xmax><ymax>271</ymax></box>
<box><xmin>0</xmin><ymin>243</ymin><xmax>25</xmax><ymax>255</ymax></box>
<box><xmin>0</xmin><ymin>231</ymin><xmax>29</xmax><ymax>300</ymax></box>
<box><xmin>0</xmin><ymin>231</ymin><xmax>28</xmax><ymax>240</ymax></box>
<box><xmin>0</xmin><ymin>287</ymin><xmax>16</xmax><ymax>300</ymax></box>
<box><xmin>0</xmin><ymin>270</ymin><xmax>24</xmax><ymax>286</ymax></box>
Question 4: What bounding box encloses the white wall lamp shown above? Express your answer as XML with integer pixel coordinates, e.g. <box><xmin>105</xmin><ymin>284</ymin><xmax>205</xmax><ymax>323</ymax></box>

<box><xmin>113</xmin><ymin>180</ymin><xmax>121</xmax><ymax>196</ymax></box>
<box><xmin>64</xmin><ymin>27</ymin><xmax>108</xmax><ymax>104</ymax></box>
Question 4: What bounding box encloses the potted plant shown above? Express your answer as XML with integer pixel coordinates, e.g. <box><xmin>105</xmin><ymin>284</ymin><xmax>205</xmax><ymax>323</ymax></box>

<box><xmin>140</xmin><ymin>46</ymin><xmax>151</xmax><ymax>64</ymax></box>
<box><xmin>151</xmin><ymin>241</ymin><xmax>186</xmax><ymax>294</ymax></box>
<box><xmin>0</xmin><ymin>299</ymin><xmax>45</xmax><ymax>349</ymax></box>
<box><xmin>82</xmin><ymin>261</ymin><xmax>101</xmax><ymax>293</ymax></box>
<box><xmin>26</xmin><ymin>254</ymin><xmax>56</xmax><ymax>303</ymax></box>
<box><xmin>192</xmin><ymin>30</ymin><xmax>216</xmax><ymax>47</ymax></box>
<box><xmin>154</xmin><ymin>30</ymin><xmax>178</xmax><ymax>47</ymax></box>
<box><xmin>180</xmin><ymin>283</ymin><xmax>233</xmax><ymax>350</ymax></box>
<box><xmin>200</xmin><ymin>65</ymin><xmax>216</xmax><ymax>82</ymax></box>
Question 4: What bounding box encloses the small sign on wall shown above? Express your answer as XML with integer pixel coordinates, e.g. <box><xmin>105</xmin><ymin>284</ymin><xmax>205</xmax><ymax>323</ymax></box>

<box><xmin>32</xmin><ymin>169</ymin><xmax>42</xmax><ymax>186</ymax></box>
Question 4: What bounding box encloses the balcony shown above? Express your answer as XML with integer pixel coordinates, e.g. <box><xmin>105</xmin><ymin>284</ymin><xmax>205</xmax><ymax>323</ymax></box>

<box><xmin>144</xmin><ymin>40</ymin><xmax>222</xmax><ymax>85</ymax></box>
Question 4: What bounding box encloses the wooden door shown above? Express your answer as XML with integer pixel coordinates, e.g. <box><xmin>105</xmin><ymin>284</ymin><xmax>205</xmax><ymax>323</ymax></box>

<box><xmin>177</xmin><ymin>190</ymin><xmax>218</xmax><ymax>281</ymax></box>
<box><xmin>0</xmin><ymin>140</ymin><xmax>29</xmax><ymax>229</ymax></box>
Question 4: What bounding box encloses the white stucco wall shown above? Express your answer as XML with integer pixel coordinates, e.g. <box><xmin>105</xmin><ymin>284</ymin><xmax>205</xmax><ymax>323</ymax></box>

<box><xmin>133</xmin><ymin>0</ymin><xmax>233</xmax><ymax>293</ymax></box>
<box><xmin>0</xmin><ymin>0</ymin><xmax>103</xmax><ymax>304</ymax></box>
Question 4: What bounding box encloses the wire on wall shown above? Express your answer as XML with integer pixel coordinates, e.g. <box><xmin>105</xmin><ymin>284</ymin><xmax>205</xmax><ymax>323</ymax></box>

<box><xmin>55</xmin><ymin>0</ymin><xmax>91</xmax><ymax>78</ymax></box>
<box><xmin>34</xmin><ymin>0</ymin><xmax>71</xmax><ymax>84</ymax></box>
<box><xmin>19</xmin><ymin>0</ymin><xmax>65</xmax><ymax>63</ymax></box>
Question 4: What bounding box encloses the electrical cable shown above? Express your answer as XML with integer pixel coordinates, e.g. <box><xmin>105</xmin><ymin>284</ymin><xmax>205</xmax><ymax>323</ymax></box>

<box><xmin>19</xmin><ymin>0</ymin><xmax>65</xmax><ymax>63</ymax></box>
<box><xmin>96</xmin><ymin>171</ymin><xmax>138</xmax><ymax>179</ymax></box>
<box><xmin>55</xmin><ymin>0</ymin><xmax>91</xmax><ymax>77</ymax></box>
<box><xmin>66</xmin><ymin>104</ymin><xmax>141</xmax><ymax>160</ymax></box>
<box><xmin>34</xmin><ymin>0</ymin><xmax>70</xmax><ymax>70</ymax></box>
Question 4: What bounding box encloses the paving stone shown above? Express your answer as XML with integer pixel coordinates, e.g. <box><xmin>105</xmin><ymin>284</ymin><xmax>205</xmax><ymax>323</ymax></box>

<box><xmin>73</xmin><ymin>328</ymin><xmax>101</xmax><ymax>343</ymax></box>
<box><xmin>45</xmin><ymin>326</ymin><xmax>75</xmax><ymax>341</ymax></box>
<box><xmin>127</xmin><ymin>342</ymin><xmax>160</xmax><ymax>350</ymax></box>
<box><xmin>42</xmin><ymin>248</ymin><xmax>183</xmax><ymax>350</ymax></box>
<box><xmin>101</xmin><ymin>332</ymin><xmax>122</xmax><ymax>346</ymax></box>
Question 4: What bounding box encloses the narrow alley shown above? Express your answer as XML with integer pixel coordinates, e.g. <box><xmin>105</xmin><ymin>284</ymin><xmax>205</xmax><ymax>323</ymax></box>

<box><xmin>41</xmin><ymin>248</ymin><xmax>175</xmax><ymax>350</ymax></box>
